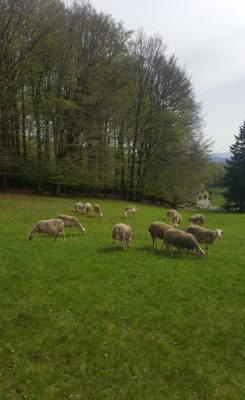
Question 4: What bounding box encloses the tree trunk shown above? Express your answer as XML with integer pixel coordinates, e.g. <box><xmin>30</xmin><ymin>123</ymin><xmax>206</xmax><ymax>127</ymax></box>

<box><xmin>21</xmin><ymin>85</ymin><xmax>27</xmax><ymax>159</ymax></box>
<box><xmin>13</xmin><ymin>101</ymin><xmax>21</xmax><ymax>157</ymax></box>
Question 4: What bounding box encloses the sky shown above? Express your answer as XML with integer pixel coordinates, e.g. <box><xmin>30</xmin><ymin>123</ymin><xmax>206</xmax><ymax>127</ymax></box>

<box><xmin>85</xmin><ymin>0</ymin><xmax>245</xmax><ymax>153</ymax></box>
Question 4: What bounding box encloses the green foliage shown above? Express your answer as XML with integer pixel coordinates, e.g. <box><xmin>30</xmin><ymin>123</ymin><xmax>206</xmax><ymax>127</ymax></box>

<box><xmin>0</xmin><ymin>193</ymin><xmax>245</xmax><ymax>399</ymax></box>
<box><xmin>225</xmin><ymin>121</ymin><xmax>245</xmax><ymax>210</ymax></box>
<box><xmin>208</xmin><ymin>163</ymin><xmax>226</xmax><ymax>187</ymax></box>
<box><xmin>209</xmin><ymin>186</ymin><xmax>227</xmax><ymax>207</ymax></box>
<box><xmin>0</xmin><ymin>0</ymin><xmax>212</xmax><ymax>202</ymax></box>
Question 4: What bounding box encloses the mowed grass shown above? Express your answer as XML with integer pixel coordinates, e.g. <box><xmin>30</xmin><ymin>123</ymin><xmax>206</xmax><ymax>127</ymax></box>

<box><xmin>0</xmin><ymin>194</ymin><xmax>245</xmax><ymax>400</ymax></box>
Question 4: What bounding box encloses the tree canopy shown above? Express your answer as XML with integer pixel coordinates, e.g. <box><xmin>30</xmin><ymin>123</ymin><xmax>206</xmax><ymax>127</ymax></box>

<box><xmin>225</xmin><ymin>121</ymin><xmax>245</xmax><ymax>211</ymax></box>
<box><xmin>0</xmin><ymin>0</ymin><xmax>211</xmax><ymax>202</ymax></box>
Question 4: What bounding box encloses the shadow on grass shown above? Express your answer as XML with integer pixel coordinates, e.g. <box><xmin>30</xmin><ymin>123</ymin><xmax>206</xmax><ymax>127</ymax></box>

<box><xmin>99</xmin><ymin>244</ymin><xmax>197</xmax><ymax>259</ymax></box>
<box><xmin>28</xmin><ymin>232</ymin><xmax>84</xmax><ymax>241</ymax></box>
<box><xmin>99</xmin><ymin>246</ymin><xmax>128</xmax><ymax>253</ymax></box>
<box><xmin>134</xmin><ymin>244</ymin><xmax>198</xmax><ymax>259</ymax></box>
<box><xmin>71</xmin><ymin>211</ymin><xmax>97</xmax><ymax>218</ymax></box>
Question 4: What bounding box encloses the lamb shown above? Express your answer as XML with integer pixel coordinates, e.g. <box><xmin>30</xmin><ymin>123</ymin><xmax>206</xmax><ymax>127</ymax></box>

<box><xmin>112</xmin><ymin>223</ymin><xmax>132</xmax><ymax>250</ymax></box>
<box><xmin>163</xmin><ymin>209</ymin><xmax>182</xmax><ymax>227</ymax></box>
<box><xmin>93</xmin><ymin>204</ymin><xmax>103</xmax><ymax>217</ymax></box>
<box><xmin>164</xmin><ymin>228</ymin><xmax>205</xmax><ymax>258</ymax></box>
<box><xmin>124</xmin><ymin>206</ymin><xmax>137</xmax><ymax>217</ymax></box>
<box><xmin>173</xmin><ymin>212</ymin><xmax>182</xmax><ymax>227</ymax></box>
<box><xmin>189</xmin><ymin>214</ymin><xmax>205</xmax><ymax>226</ymax></box>
<box><xmin>186</xmin><ymin>225</ymin><xmax>223</xmax><ymax>250</ymax></box>
<box><xmin>83</xmin><ymin>202</ymin><xmax>92</xmax><ymax>215</ymax></box>
<box><xmin>55</xmin><ymin>214</ymin><xmax>85</xmax><ymax>235</ymax></box>
<box><xmin>148</xmin><ymin>221</ymin><xmax>174</xmax><ymax>249</ymax></box>
<box><xmin>75</xmin><ymin>202</ymin><xmax>84</xmax><ymax>213</ymax></box>
<box><xmin>163</xmin><ymin>209</ymin><xmax>178</xmax><ymax>220</ymax></box>
<box><xmin>28</xmin><ymin>218</ymin><xmax>65</xmax><ymax>241</ymax></box>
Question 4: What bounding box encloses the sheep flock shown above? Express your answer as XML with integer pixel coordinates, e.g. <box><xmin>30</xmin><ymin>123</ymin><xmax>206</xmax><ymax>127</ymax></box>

<box><xmin>27</xmin><ymin>203</ymin><xmax>223</xmax><ymax>259</ymax></box>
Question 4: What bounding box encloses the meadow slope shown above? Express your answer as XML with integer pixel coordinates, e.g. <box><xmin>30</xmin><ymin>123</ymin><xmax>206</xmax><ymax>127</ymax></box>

<box><xmin>0</xmin><ymin>193</ymin><xmax>244</xmax><ymax>399</ymax></box>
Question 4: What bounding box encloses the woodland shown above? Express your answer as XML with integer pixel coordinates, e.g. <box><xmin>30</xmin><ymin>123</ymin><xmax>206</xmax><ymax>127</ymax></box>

<box><xmin>0</xmin><ymin>0</ymin><xmax>212</xmax><ymax>202</ymax></box>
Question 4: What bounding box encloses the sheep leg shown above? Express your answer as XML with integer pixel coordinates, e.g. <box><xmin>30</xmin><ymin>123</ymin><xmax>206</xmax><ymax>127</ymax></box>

<box><xmin>160</xmin><ymin>240</ymin><xmax>165</xmax><ymax>250</ymax></box>
<box><xmin>122</xmin><ymin>239</ymin><xmax>126</xmax><ymax>251</ymax></box>
<box><xmin>152</xmin><ymin>237</ymin><xmax>158</xmax><ymax>250</ymax></box>
<box><xmin>165</xmin><ymin>243</ymin><xmax>172</xmax><ymax>253</ymax></box>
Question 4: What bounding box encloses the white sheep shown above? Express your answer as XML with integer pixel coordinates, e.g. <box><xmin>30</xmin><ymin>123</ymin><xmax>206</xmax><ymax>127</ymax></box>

<box><xmin>112</xmin><ymin>223</ymin><xmax>132</xmax><ymax>250</ymax></box>
<box><xmin>124</xmin><ymin>206</ymin><xmax>137</xmax><ymax>217</ymax></box>
<box><xmin>75</xmin><ymin>202</ymin><xmax>84</xmax><ymax>213</ymax></box>
<box><xmin>186</xmin><ymin>225</ymin><xmax>223</xmax><ymax>250</ymax></box>
<box><xmin>163</xmin><ymin>209</ymin><xmax>182</xmax><ymax>227</ymax></box>
<box><xmin>93</xmin><ymin>204</ymin><xmax>103</xmax><ymax>217</ymax></box>
<box><xmin>163</xmin><ymin>209</ymin><xmax>178</xmax><ymax>220</ymax></box>
<box><xmin>148</xmin><ymin>221</ymin><xmax>174</xmax><ymax>249</ymax></box>
<box><xmin>83</xmin><ymin>203</ymin><xmax>92</xmax><ymax>215</ymax></box>
<box><xmin>189</xmin><ymin>214</ymin><xmax>205</xmax><ymax>226</ymax></box>
<box><xmin>164</xmin><ymin>228</ymin><xmax>205</xmax><ymax>258</ymax></box>
<box><xmin>55</xmin><ymin>214</ymin><xmax>85</xmax><ymax>235</ymax></box>
<box><xmin>173</xmin><ymin>212</ymin><xmax>182</xmax><ymax>227</ymax></box>
<box><xmin>28</xmin><ymin>218</ymin><xmax>65</xmax><ymax>241</ymax></box>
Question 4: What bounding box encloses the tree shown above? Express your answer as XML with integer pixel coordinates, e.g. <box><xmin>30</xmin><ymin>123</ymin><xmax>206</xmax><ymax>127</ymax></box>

<box><xmin>0</xmin><ymin>0</ymin><xmax>212</xmax><ymax>200</ymax></box>
<box><xmin>225</xmin><ymin>121</ymin><xmax>245</xmax><ymax>211</ymax></box>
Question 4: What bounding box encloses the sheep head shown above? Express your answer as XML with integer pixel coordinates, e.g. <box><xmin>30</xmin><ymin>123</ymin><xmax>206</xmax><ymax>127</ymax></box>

<box><xmin>194</xmin><ymin>248</ymin><xmax>206</xmax><ymax>258</ymax></box>
<box><xmin>214</xmin><ymin>229</ymin><xmax>223</xmax><ymax>238</ymax></box>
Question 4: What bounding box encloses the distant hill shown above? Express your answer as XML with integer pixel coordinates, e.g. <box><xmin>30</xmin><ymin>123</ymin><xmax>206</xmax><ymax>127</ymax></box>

<box><xmin>210</xmin><ymin>152</ymin><xmax>231</xmax><ymax>163</ymax></box>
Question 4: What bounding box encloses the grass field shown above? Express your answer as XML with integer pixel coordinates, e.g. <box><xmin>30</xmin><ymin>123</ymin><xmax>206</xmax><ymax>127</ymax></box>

<box><xmin>0</xmin><ymin>193</ymin><xmax>245</xmax><ymax>399</ymax></box>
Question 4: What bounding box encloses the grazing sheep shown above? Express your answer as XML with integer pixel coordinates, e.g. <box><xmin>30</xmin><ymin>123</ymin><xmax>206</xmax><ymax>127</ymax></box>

<box><xmin>94</xmin><ymin>204</ymin><xmax>103</xmax><ymax>217</ymax></box>
<box><xmin>186</xmin><ymin>225</ymin><xmax>223</xmax><ymax>250</ymax></box>
<box><xmin>75</xmin><ymin>202</ymin><xmax>84</xmax><ymax>213</ymax></box>
<box><xmin>164</xmin><ymin>229</ymin><xmax>205</xmax><ymax>258</ymax></box>
<box><xmin>189</xmin><ymin>214</ymin><xmax>205</xmax><ymax>226</ymax></box>
<box><xmin>112</xmin><ymin>223</ymin><xmax>132</xmax><ymax>250</ymax></box>
<box><xmin>83</xmin><ymin>203</ymin><xmax>92</xmax><ymax>215</ymax></box>
<box><xmin>28</xmin><ymin>218</ymin><xmax>65</xmax><ymax>241</ymax></box>
<box><xmin>55</xmin><ymin>214</ymin><xmax>85</xmax><ymax>235</ymax></box>
<box><xmin>163</xmin><ymin>209</ymin><xmax>178</xmax><ymax>220</ymax></box>
<box><xmin>173</xmin><ymin>212</ymin><xmax>182</xmax><ymax>227</ymax></box>
<box><xmin>124</xmin><ymin>206</ymin><xmax>137</xmax><ymax>217</ymax></box>
<box><xmin>148</xmin><ymin>221</ymin><xmax>174</xmax><ymax>249</ymax></box>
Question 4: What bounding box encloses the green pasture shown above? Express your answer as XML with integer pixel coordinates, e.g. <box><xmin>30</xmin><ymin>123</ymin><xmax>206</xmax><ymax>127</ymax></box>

<box><xmin>0</xmin><ymin>193</ymin><xmax>244</xmax><ymax>399</ymax></box>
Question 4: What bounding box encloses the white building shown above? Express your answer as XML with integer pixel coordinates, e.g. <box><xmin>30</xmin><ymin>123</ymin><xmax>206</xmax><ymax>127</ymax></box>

<box><xmin>196</xmin><ymin>189</ymin><xmax>211</xmax><ymax>208</ymax></box>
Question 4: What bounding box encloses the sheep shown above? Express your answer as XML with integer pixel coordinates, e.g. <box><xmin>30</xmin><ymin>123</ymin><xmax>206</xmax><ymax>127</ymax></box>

<box><xmin>163</xmin><ymin>209</ymin><xmax>178</xmax><ymax>220</ymax></box>
<box><xmin>83</xmin><ymin>202</ymin><xmax>92</xmax><ymax>215</ymax></box>
<box><xmin>186</xmin><ymin>225</ymin><xmax>223</xmax><ymax>250</ymax></box>
<box><xmin>163</xmin><ymin>209</ymin><xmax>182</xmax><ymax>227</ymax></box>
<box><xmin>55</xmin><ymin>214</ymin><xmax>85</xmax><ymax>235</ymax></box>
<box><xmin>124</xmin><ymin>206</ymin><xmax>137</xmax><ymax>217</ymax></box>
<box><xmin>28</xmin><ymin>218</ymin><xmax>65</xmax><ymax>241</ymax></box>
<box><xmin>189</xmin><ymin>214</ymin><xmax>205</xmax><ymax>226</ymax></box>
<box><xmin>148</xmin><ymin>221</ymin><xmax>174</xmax><ymax>249</ymax></box>
<box><xmin>112</xmin><ymin>223</ymin><xmax>132</xmax><ymax>250</ymax></box>
<box><xmin>173</xmin><ymin>212</ymin><xmax>182</xmax><ymax>227</ymax></box>
<box><xmin>75</xmin><ymin>202</ymin><xmax>84</xmax><ymax>213</ymax></box>
<box><xmin>93</xmin><ymin>204</ymin><xmax>103</xmax><ymax>217</ymax></box>
<box><xmin>164</xmin><ymin>228</ymin><xmax>205</xmax><ymax>258</ymax></box>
